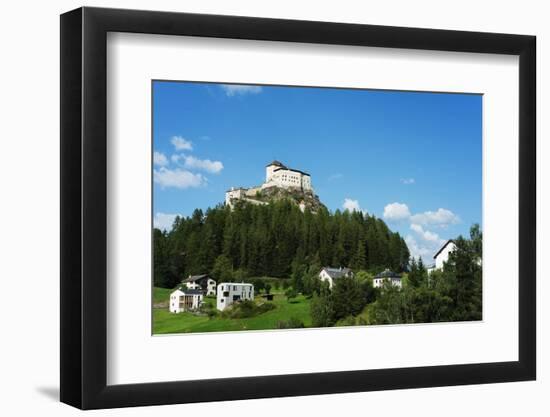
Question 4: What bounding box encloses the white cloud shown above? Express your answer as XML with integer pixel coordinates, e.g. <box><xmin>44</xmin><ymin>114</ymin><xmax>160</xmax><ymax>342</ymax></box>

<box><xmin>342</xmin><ymin>198</ymin><xmax>368</xmax><ymax>215</ymax></box>
<box><xmin>383</xmin><ymin>202</ymin><xmax>411</xmax><ymax>221</ymax></box>
<box><xmin>221</xmin><ymin>84</ymin><xmax>263</xmax><ymax>96</ymax></box>
<box><xmin>153</xmin><ymin>151</ymin><xmax>169</xmax><ymax>167</ymax></box>
<box><xmin>153</xmin><ymin>212</ymin><xmax>180</xmax><ymax>231</ymax></box>
<box><xmin>328</xmin><ymin>173</ymin><xmax>344</xmax><ymax>181</ymax></box>
<box><xmin>406</xmin><ymin>224</ymin><xmax>448</xmax><ymax>261</ymax></box>
<box><xmin>170</xmin><ymin>136</ymin><xmax>193</xmax><ymax>151</ymax></box>
<box><xmin>400</xmin><ymin>178</ymin><xmax>415</xmax><ymax>185</ymax></box>
<box><xmin>382</xmin><ymin>203</ymin><xmax>456</xmax><ymax>260</ymax></box>
<box><xmin>343</xmin><ymin>198</ymin><xmax>360</xmax><ymax>212</ymax></box>
<box><xmin>180</xmin><ymin>154</ymin><xmax>224</xmax><ymax>174</ymax></box>
<box><xmin>410</xmin><ymin>223</ymin><xmax>445</xmax><ymax>244</ymax></box>
<box><xmin>405</xmin><ymin>235</ymin><xmax>435</xmax><ymax>260</ymax></box>
<box><xmin>153</xmin><ymin>167</ymin><xmax>206</xmax><ymax>189</ymax></box>
<box><xmin>410</xmin><ymin>208</ymin><xmax>460</xmax><ymax>227</ymax></box>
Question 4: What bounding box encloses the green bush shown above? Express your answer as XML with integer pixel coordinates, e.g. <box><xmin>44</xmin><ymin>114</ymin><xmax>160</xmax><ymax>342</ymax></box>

<box><xmin>205</xmin><ymin>308</ymin><xmax>218</xmax><ymax>320</ymax></box>
<box><xmin>285</xmin><ymin>288</ymin><xmax>298</xmax><ymax>302</ymax></box>
<box><xmin>276</xmin><ymin>317</ymin><xmax>305</xmax><ymax>329</ymax></box>
<box><xmin>223</xmin><ymin>300</ymin><xmax>276</xmax><ymax>319</ymax></box>
<box><xmin>337</xmin><ymin>316</ymin><xmax>357</xmax><ymax>326</ymax></box>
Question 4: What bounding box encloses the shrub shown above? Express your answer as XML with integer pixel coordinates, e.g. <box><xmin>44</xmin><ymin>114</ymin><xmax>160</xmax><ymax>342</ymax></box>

<box><xmin>223</xmin><ymin>300</ymin><xmax>275</xmax><ymax>319</ymax></box>
<box><xmin>257</xmin><ymin>302</ymin><xmax>276</xmax><ymax>314</ymax></box>
<box><xmin>285</xmin><ymin>288</ymin><xmax>298</xmax><ymax>302</ymax></box>
<box><xmin>206</xmin><ymin>309</ymin><xmax>218</xmax><ymax>320</ymax></box>
<box><xmin>276</xmin><ymin>317</ymin><xmax>305</xmax><ymax>329</ymax></box>
<box><xmin>310</xmin><ymin>289</ymin><xmax>335</xmax><ymax>327</ymax></box>
<box><xmin>338</xmin><ymin>316</ymin><xmax>357</xmax><ymax>326</ymax></box>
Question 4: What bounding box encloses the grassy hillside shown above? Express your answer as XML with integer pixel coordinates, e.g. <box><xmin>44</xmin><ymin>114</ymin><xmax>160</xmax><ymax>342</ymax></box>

<box><xmin>153</xmin><ymin>292</ymin><xmax>311</xmax><ymax>334</ymax></box>
<box><xmin>153</xmin><ymin>286</ymin><xmax>173</xmax><ymax>304</ymax></box>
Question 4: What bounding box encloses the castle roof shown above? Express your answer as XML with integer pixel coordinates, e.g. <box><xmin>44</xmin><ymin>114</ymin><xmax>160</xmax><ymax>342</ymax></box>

<box><xmin>266</xmin><ymin>160</ymin><xmax>286</xmax><ymax>168</ymax></box>
<box><xmin>267</xmin><ymin>160</ymin><xmax>310</xmax><ymax>176</ymax></box>
<box><xmin>273</xmin><ymin>167</ymin><xmax>310</xmax><ymax>176</ymax></box>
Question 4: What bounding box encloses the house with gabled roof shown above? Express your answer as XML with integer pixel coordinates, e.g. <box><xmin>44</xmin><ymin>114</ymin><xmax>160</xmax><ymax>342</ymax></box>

<box><xmin>434</xmin><ymin>240</ymin><xmax>457</xmax><ymax>269</ymax></box>
<box><xmin>318</xmin><ymin>266</ymin><xmax>354</xmax><ymax>289</ymax></box>
<box><xmin>373</xmin><ymin>269</ymin><xmax>402</xmax><ymax>288</ymax></box>
<box><xmin>182</xmin><ymin>274</ymin><xmax>217</xmax><ymax>296</ymax></box>
<box><xmin>427</xmin><ymin>240</ymin><xmax>457</xmax><ymax>273</ymax></box>
<box><xmin>169</xmin><ymin>287</ymin><xmax>204</xmax><ymax>313</ymax></box>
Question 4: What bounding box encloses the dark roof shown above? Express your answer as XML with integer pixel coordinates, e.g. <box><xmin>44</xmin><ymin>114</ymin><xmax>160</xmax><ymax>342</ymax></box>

<box><xmin>266</xmin><ymin>160</ymin><xmax>311</xmax><ymax>176</ymax></box>
<box><xmin>182</xmin><ymin>274</ymin><xmax>209</xmax><ymax>283</ymax></box>
<box><xmin>176</xmin><ymin>288</ymin><xmax>204</xmax><ymax>295</ymax></box>
<box><xmin>374</xmin><ymin>269</ymin><xmax>401</xmax><ymax>279</ymax></box>
<box><xmin>273</xmin><ymin>167</ymin><xmax>310</xmax><ymax>177</ymax></box>
<box><xmin>320</xmin><ymin>267</ymin><xmax>353</xmax><ymax>279</ymax></box>
<box><xmin>266</xmin><ymin>160</ymin><xmax>286</xmax><ymax>168</ymax></box>
<box><xmin>433</xmin><ymin>240</ymin><xmax>455</xmax><ymax>259</ymax></box>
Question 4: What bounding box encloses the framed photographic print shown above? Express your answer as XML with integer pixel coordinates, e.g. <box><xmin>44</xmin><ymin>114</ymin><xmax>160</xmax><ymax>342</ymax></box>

<box><xmin>60</xmin><ymin>6</ymin><xmax>536</xmax><ymax>410</ymax></box>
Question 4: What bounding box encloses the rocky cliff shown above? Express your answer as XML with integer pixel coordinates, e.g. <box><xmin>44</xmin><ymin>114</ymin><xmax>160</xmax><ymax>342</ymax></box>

<box><xmin>242</xmin><ymin>186</ymin><xmax>326</xmax><ymax>212</ymax></box>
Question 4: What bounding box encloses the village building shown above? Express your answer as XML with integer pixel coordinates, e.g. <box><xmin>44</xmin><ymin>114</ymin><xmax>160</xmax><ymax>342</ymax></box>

<box><xmin>169</xmin><ymin>288</ymin><xmax>204</xmax><ymax>313</ymax></box>
<box><xmin>216</xmin><ymin>282</ymin><xmax>254</xmax><ymax>311</ymax></box>
<box><xmin>427</xmin><ymin>240</ymin><xmax>457</xmax><ymax>273</ymax></box>
<box><xmin>373</xmin><ymin>269</ymin><xmax>402</xmax><ymax>288</ymax></box>
<box><xmin>318</xmin><ymin>267</ymin><xmax>354</xmax><ymax>289</ymax></box>
<box><xmin>182</xmin><ymin>274</ymin><xmax>217</xmax><ymax>296</ymax></box>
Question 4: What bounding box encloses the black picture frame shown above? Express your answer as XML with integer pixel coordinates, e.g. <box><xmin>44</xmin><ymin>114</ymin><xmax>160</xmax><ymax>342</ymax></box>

<box><xmin>60</xmin><ymin>6</ymin><xmax>536</xmax><ymax>410</ymax></box>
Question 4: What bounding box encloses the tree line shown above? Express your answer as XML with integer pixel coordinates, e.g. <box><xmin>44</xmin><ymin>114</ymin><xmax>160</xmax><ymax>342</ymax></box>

<box><xmin>308</xmin><ymin>224</ymin><xmax>483</xmax><ymax>326</ymax></box>
<box><xmin>154</xmin><ymin>200</ymin><xmax>410</xmax><ymax>288</ymax></box>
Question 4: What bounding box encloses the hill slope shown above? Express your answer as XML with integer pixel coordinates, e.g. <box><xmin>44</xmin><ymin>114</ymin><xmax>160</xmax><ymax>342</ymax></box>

<box><xmin>243</xmin><ymin>186</ymin><xmax>326</xmax><ymax>212</ymax></box>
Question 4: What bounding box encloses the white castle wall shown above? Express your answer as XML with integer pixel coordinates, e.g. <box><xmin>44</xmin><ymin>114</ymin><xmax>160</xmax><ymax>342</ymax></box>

<box><xmin>263</xmin><ymin>167</ymin><xmax>312</xmax><ymax>191</ymax></box>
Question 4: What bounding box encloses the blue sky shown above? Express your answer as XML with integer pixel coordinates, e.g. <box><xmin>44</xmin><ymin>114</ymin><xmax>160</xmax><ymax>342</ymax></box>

<box><xmin>153</xmin><ymin>81</ymin><xmax>482</xmax><ymax>261</ymax></box>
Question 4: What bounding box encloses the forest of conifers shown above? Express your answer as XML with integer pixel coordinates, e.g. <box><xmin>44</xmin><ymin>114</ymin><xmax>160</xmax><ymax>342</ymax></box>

<box><xmin>153</xmin><ymin>200</ymin><xmax>410</xmax><ymax>289</ymax></box>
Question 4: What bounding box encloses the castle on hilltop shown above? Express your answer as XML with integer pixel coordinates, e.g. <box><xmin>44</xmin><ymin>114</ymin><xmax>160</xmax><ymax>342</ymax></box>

<box><xmin>264</xmin><ymin>160</ymin><xmax>312</xmax><ymax>191</ymax></box>
<box><xmin>225</xmin><ymin>161</ymin><xmax>314</xmax><ymax>209</ymax></box>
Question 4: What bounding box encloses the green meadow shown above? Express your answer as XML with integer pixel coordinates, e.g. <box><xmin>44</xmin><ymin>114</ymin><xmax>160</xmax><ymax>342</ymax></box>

<box><xmin>153</xmin><ymin>288</ymin><xmax>312</xmax><ymax>334</ymax></box>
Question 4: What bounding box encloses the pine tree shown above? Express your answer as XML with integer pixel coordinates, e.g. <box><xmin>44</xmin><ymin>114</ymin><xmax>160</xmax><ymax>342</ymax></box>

<box><xmin>153</xmin><ymin>200</ymin><xmax>412</xmax><ymax>285</ymax></box>
<box><xmin>353</xmin><ymin>239</ymin><xmax>367</xmax><ymax>270</ymax></box>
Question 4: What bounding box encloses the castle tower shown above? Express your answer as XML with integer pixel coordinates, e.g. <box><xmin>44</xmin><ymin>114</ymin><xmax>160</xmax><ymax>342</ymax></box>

<box><xmin>265</xmin><ymin>160</ymin><xmax>286</xmax><ymax>182</ymax></box>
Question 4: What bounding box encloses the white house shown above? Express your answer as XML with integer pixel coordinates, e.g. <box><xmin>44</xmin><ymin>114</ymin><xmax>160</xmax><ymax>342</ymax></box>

<box><xmin>216</xmin><ymin>282</ymin><xmax>254</xmax><ymax>311</ymax></box>
<box><xmin>318</xmin><ymin>267</ymin><xmax>354</xmax><ymax>289</ymax></box>
<box><xmin>182</xmin><ymin>274</ymin><xmax>216</xmax><ymax>296</ymax></box>
<box><xmin>373</xmin><ymin>269</ymin><xmax>402</xmax><ymax>288</ymax></box>
<box><xmin>169</xmin><ymin>288</ymin><xmax>204</xmax><ymax>313</ymax></box>
<box><xmin>427</xmin><ymin>240</ymin><xmax>457</xmax><ymax>273</ymax></box>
